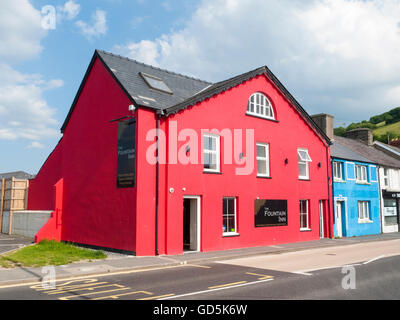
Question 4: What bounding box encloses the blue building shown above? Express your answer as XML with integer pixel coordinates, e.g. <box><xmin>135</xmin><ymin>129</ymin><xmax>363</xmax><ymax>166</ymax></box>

<box><xmin>331</xmin><ymin>137</ymin><xmax>381</xmax><ymax>237</ymax></box>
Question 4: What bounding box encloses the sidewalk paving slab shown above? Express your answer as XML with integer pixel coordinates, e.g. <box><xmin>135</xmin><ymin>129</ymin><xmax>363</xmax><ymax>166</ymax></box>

<box><xmin>0</xmin><ymin>233</ymin><xmax>399</xmax><ymax>287</ymax></box>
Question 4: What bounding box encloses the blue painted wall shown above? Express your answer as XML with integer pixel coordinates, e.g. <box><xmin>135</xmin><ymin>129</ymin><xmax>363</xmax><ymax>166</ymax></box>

<box><xmin>332</xmin><ymin>158</ymin><xmax>381</xmax><ymax>237</ymax></box>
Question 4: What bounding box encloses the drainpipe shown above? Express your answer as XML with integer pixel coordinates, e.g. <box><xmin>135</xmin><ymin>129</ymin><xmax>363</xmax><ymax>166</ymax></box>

<box><xmin>326</xmin><ymin>145</ymin><xmax>333</xmax><ymax>239</ymax></box>
<box><xmin>155</xmin><ymin>114</ymin><xmax>161</xmax><ymax>256</ymax></box>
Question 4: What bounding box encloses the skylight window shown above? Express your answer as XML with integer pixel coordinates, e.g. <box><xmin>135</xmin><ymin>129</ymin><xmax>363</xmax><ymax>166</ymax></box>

<box><xmin>140</xmin><ymin>72</ymin><xmax>173</xmax><ymax>94</ymax></box>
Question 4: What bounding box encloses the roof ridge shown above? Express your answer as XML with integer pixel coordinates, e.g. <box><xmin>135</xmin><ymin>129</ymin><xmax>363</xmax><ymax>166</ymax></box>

<box><xmin>96</xmin><ymin>49</ymin><xmax>212</xmax><ymax>85</ymax></box>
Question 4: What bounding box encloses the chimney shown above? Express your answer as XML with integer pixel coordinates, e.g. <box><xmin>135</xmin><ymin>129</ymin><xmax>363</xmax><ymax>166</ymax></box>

<box><xmin>344</xmin><ymin>128</ymin><xmax>374</xmax><ymax>146</ymax></box>
<box><xmin>311</xmin><ymin>114</ymin><xmax>334</xmax><ymax>140</ymax></box>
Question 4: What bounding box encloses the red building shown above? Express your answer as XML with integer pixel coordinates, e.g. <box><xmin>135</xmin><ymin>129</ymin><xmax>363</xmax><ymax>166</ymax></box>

<box><xmin>28</xmin><ymin>50</ymin><xmax>333</xmax><ymax>256</ymax></box>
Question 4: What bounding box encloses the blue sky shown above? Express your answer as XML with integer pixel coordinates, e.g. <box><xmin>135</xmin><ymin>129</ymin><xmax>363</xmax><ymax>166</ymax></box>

<box><xmin>1</xmin><ymin>0</ymin><xmax>400</xmax><ymax>174</ymax></box>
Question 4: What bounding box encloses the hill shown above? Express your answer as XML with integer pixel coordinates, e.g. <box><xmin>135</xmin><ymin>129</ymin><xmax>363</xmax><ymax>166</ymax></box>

<box><xmin>334</xmin><ymin>107</ymin><xmax>400</xmax><ymax>143</ymax></box>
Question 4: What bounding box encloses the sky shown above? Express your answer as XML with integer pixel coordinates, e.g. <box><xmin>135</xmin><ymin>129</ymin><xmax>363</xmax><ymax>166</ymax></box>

<box><xmin>1</xmin><ymin>0</ymin><xmax>400</xmax><ymax>174</ymax></box>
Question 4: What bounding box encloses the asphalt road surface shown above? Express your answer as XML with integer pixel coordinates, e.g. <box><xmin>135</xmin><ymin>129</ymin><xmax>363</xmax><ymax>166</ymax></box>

<box><xmin>0</xmin><ymin>240</ymin><xmax>399</xmax><ymax>301</ymax></box>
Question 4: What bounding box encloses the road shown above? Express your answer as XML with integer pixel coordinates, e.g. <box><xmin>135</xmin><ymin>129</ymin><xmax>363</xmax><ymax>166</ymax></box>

<box><xmin>0</xmin><ymin>239</ymin><xmax>399</xmax><ymax>301</ymax></box>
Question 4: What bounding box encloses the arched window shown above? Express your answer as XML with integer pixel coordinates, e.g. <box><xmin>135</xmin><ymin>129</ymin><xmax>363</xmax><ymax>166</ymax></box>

<box><xmin>247</xmin><ymin>93</ymin><xmax>275</xmax><ymax>120</ymax></box>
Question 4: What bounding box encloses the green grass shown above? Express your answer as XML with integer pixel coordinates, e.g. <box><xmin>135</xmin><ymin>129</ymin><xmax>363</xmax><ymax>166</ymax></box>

<box><xmin>0</xmin><ymin>240</ymin><xmax>107</xmax><ymax>268</ymax></box>
<box><xmin>373</xmin><ymin>121</ymin><xmax>400</xmax><ymax>136</ymax></box>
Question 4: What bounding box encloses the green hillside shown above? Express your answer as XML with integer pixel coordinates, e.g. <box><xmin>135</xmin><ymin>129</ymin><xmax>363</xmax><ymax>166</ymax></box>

<box><xmin>334</xmin><ymin>106</ymin><xmax>400</xmax><ymax>143</ymax></box>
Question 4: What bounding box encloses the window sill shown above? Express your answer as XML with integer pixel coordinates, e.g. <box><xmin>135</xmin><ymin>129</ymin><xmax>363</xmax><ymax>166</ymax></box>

<box><xmin>299</xmin><ymin>178</ymin><xmax>310</xmax><ymax>181</ymax></box>
<box><xmin>300</xmin><ymin>228</ymin><xmax>312</xmax><ymax>232</ymax></box>
<box><xmin>257</xmin><ymin>176</ymin><xmax>272</xmax><ymax>179</ymax></box>
<box><xmin>223</xmin><ymin>232</ymin><xmax>240</xmax><ymax>238</ymax></box>
<box><xmin>246</xmin><ymin>112</ymin><xmax>279</xmax><ymax>123</ymax></box>
<box><xmin>356</xmin><ymin>181</ymin><xmax>370</xmax><ymax>185</ymax></box>
<box><xmin>334</xmin><ymin>179</ymin><xmax>346</xmax><ymax>183</ymax></box>
<box><xmin>203</xmin><ymin>171</ymin><xmax>222</xmax><ymax>175</ymax></box>
<box><xmin>358</xmin><ymin>220</ymin><xmax>373</xmax><ymax>224</ymax></box>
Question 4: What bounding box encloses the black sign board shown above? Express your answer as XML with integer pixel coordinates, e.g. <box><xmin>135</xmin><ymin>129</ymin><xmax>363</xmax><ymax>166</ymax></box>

<box><xmin>117</xmin><ymin>119</ymin><xmax>136</xmax><ymax>188</ymax></box>
<box><xmin>255</xmin><ymin>200</ymin><xmax>288</xmax><ymax>227</ymax></box>
<box><xmin>383</xmin><ymin>190</ymin><xmax>400</xmax><ymax>199</ymax></box>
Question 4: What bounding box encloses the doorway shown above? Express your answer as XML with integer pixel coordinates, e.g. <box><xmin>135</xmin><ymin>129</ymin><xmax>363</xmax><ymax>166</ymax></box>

<box><xmin>183</xmin><ymin>196</ymin><xmax>201</xmax><ymax>252</ymax></box>
<box><xmin>335</xmin><ymin>201</ymin><xmax>345</xmax><ymax>238</ymax></box>
<box><xmin>319</xmin><ymin>200</ymin><xmax>325</xmax><ymax>238</ymax></box>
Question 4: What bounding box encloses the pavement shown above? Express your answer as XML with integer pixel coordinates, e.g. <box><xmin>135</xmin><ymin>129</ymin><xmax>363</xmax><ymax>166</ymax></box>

<box><xmin>0</xmin><ymin>232</ymin><xmax>400</xmax><ymax>287</ymax></box>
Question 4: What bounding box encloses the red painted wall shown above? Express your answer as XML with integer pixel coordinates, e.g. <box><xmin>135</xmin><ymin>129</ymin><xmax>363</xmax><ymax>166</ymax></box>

<box><xmin>28</xmin><ymin>139</ymin><xmax>63</xmax><ymax>211</ymax></box>
<box><xmin>137</xmin><ymin>74</ymin><xmax>332</xmax><ymax>256</ymax></box>
<box><xmin>29</xmin><ymin>57</ymin><xmax>332</xmax><ymax>256</ymax></box>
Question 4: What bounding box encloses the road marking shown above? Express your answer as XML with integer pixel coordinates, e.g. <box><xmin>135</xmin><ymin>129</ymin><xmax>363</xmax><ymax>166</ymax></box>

<box><xmin>138</xmin><ymin>294</ymin><xmax>175</xmax><ymax>300</ymax></box>
<box><xmin>48</xmin><ymin>284</ymin><xmax>118</xmax><ymax>295</ymax></box>
<box><xmin>292</xmin><ymin>271</ymin><xmax>313</xmax><ymax>276</ymax></box>
<box><xmin>91</xmin><ymin>290</ymin><xmax>153</xmax><ymax>300</ymax></box>
<box><xmin>159</xmin><ymin>278</ymin><xmax>274</xmax><ymax>300</ymax></box>
<box><xmin>187</xmin><ymin>264</ymin><xmax>211</xmax><ymax>269</ymax></box>
<box><xmin>363</xmin><ymin>255</ymin><xmax>386</xmax><ymax>265</ymax></box>
<box><xmin>58</xmin><ymin>286</ymin><xmax>131</xmax><ymax>300</ymax></box>
<box><xmin>0</xmin><ymin>264</ymin><xmax>204</xmax><ymax>290</ymax></box>
<box><xmin>208</xmin><ymin>281</ymin><xmax>247</xmax><ymax>289</ymax></box>
<box><xmin>246</xmin><ymin>272</ymin><xmax>273</xmax><ymax>280</ymax></box>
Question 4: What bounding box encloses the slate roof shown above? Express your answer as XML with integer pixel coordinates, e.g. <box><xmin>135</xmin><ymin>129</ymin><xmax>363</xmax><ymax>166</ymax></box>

<box><xmin>0</xmin><ymin>171</ymin><xmax>36</xmax><ymax>180</ymax></box>
<box><xmin>331</xmin><ymin>139</ymin><xmax>372</xmax><ymax>163</ymax></box>
<box><xmin>60</xmin><ymin>50</ymin><xmax>332</xmax><ymax>144</ymax></box>
<box><xmin>334</xmin><ymin>135</ymin><xmax>400</xmax><ymax>168</ymax></box>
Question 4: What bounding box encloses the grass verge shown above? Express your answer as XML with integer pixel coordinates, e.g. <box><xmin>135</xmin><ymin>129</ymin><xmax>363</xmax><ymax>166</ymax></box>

<box><xmin>0</xmin><ymin>240</ymin><xmax>107</xmax><ymax>268</ymax></box>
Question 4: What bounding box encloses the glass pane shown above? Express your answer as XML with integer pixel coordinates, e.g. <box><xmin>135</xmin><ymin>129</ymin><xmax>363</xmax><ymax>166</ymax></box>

<box><xmin>257</xmin><ymin>145</ymin><xmax>266</xmax><ymax>158</ymax></box>
<box><xmin>227</xmin><ymin>216</ymin><xmax>236</xmax><ymax>233</ymax></box>
<box><xmin>385</xmin><ymin>216</ymin><xmax>398</xmax><ymax>226</ymax></box>
<box><xmin>142</xmin><ymin>74</ymin><xmax>173</xmax><ymax>94</ymax></box>
<box><xmin>223</xmin><ymin>198</ymin><xmax>227</xmax><ymax>215</ymax></box>
<box><xmin>299</xmin><ymin>162</ymin><xmax>308</xmax><ymax>177</ymax></box>
<box><xmin>227</xmin><ymin>199</ymin><xmax>235</xmax><ymax>214</ymax></box>
<box><xmin>300</xmin><ymin>213</ymin><xmax>308</xmax><ymax>229</ymax></box>
<box><xmin>204</xmin><ymin>153</ymin><xmax>211</xmax><ymax>169</ymax></box>
<box><xmin>223</xmin><ymin>216</ymin><xmax>228</xmax><ymax>233</ymax></box>
<box><xmin>257</xmin><ymin>160</ymin><xmax>267</xmax><ymax>175</ymax></box>
<box><xmin>298</xmin><ymin>150</ymin><xmax>311</xmax><ymax>162</ymax></box>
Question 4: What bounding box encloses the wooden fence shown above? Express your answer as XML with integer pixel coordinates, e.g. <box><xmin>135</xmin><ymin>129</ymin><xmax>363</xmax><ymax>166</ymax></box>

<box><xmin>0</xmin><ymin>178</ymin><xmax>29</xmax><ymax>234</ymax></box>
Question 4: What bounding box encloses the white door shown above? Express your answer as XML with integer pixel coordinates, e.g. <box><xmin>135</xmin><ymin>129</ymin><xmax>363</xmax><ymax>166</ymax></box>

<box><xmin>319</xmin><ymin>201</ymin><xmax>324</xmax><ymax>238</ymax></box>
<box><xmin>335</xmin><ymin>201</ymin><xmax>343</xmax><ymax>238</ymax></box>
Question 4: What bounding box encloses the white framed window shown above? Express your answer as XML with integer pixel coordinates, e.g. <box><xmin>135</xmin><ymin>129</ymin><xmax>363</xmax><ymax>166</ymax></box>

<box><xmin>300</xmin><ymin>200</ymin><xmax>310</xmax><ymax>230</ymax></box>
<box><xmin>247</xmin><ymin>93</ymin><xmax>275</xmax><ymax>120</ymax></box>
<box><xmin>356</xmin><ymin>165</ymin><xmax>368</xmax><ymax>183</ymax></box>
<box><xmin>358</xmin><ymin>201</ymin><xmax>370</xmax><ymax>222</ymax></box>
<box><xmin>298</xmin><ymin>149</ymin><xmax>312</xmax><ymax>180</ymax></box>
<box><xmin>256</xmin><ymin>143</ymin><xmax>270</xmax><ymax>177</ymax></box>
<box><xmin>223</xmin><ymin>197</ymin><xmax>238</xmax><ymax>235</ymax></box>
<box><xmin>203</xmin><ymin>133</ymin><xmax>220</xmax><ymax>173</ymax></box>
<box><xmin>383</xmin><ymin>168</ymin><xmax>389</xmax><ymax>188</ymax></box>
<box><xmin>334</xmin><ymin>162</ymin><xmax>344</xmax><ymax>181</ymax></box>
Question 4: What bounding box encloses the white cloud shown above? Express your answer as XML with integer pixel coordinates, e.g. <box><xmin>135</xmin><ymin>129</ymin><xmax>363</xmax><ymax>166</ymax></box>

<box><xmin>0</xmin><ymin>0</ymin><xmax>46</xmax><ymax>62</ymax></box>
<box><xmin>0</xmin><ymin>63</ymin><xmax>61</xmax><ymax>142</ymax></box>
<box><xmin>115</xmin><ymin>0</ymin><xmax>400</xmax><ymax>123</ymax></box>
<box><xmin>27</xmin><ymin>141</ymin><xmax>45</xmax><ymax>149</ymax></box>
<box><xmin>57</xmin><ymin>0</ymin><xmax>81</xmax><ymax>21</ymax></box>
<box><xmin>76</xmin><ymin>9</ymin><xmax>107</xmax><ymax>39</ymax></box>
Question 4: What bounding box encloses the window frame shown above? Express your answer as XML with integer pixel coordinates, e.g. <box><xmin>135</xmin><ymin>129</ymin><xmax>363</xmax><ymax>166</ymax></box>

<box><xmin>333</xmin><ymin>161</ymin><xmax>344</xmax><ymax>181</ymax></box>
<box><xmin>358</xmin><ymin>201</ymin><xmax>371</xmax><ymax>223</ymax></box>
<box><xmin>222</xmin><ymin>197</ymin><xmax>238</xmax><ymax>236</ymax></box>
<box><xmin>256</xmin><ymin>143</ymin><xmax>270</xmax><ymax>178</ymax></box>
<box><xmin>246</xmin><ymin>92</ymin><xmax>275</xmax><ymax>121</ymax></box>
<box><xmin>203</xmin><ymin>133</ymin><xmax>221</xmax><ymax>173</ymax></box>
<box><xmin>298</xmin><ymin>148</ymin><xmax>312</xmax><ymax>180</ymax></box>
<box><xmin>355</xmin><ymin>165</ymin><xmax>368</xmax><ymax>183</ymax></box>
<box><xmin>300</xmin><ymin>200</ymin><xmax>311</xmax><ymax>231</ymax></box>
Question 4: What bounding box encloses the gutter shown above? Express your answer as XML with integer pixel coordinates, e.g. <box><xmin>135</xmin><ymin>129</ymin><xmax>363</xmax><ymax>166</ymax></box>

<box><xmin>155</xmin><ymin>110</ymin><xmax>165</xmax><ymax>256</ymax></box>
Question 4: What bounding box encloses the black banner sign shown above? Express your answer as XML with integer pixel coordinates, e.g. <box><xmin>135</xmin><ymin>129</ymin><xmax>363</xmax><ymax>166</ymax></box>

<box><xmin>117</xmin><ymin>119</ymin><xmax>136</xmax><ymax>188</ymax></box>
<box><xmin>255</xmin><ymin>200</ymin><xmax>288</xmax><ymax>227</ymax></box>
<box><xmin>383</xmin><ymin>190</ymin><xmax>400</xmax><ymax>199</ymax></box>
